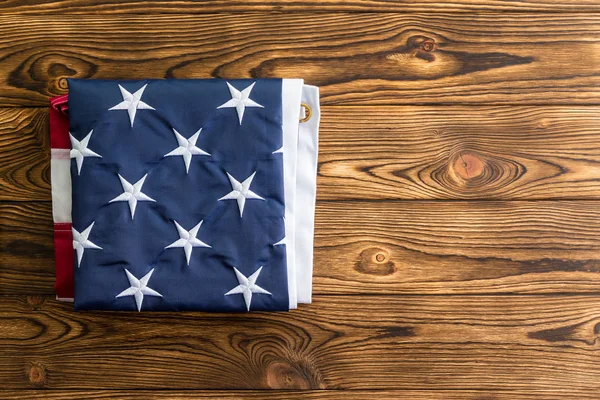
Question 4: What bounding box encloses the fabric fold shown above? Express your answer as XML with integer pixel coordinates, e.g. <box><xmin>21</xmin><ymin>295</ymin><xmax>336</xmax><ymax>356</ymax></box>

<box><xmin>50</xmin><ymin>94</ymin><xmax>74</xmax><ymax>301</ymax></box>
<box><xmin>49</xmin><ymin>78</ymin><xmax>319</xmax><ymax>312</ymax></box>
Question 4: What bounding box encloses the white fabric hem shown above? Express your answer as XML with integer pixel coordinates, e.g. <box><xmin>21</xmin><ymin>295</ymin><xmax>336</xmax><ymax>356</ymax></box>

<box><xmin>295</xmin><ymin>85</ymin><xmax>320</xmax><ymax>304</ymax></box>
<box><xmin>281</xmin><ymin>79</ymin><xmax>303</xmax><ymax>309</ymax></box>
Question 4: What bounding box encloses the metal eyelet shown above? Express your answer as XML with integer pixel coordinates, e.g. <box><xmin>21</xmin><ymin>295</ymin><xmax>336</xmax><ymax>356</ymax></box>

<box><xmin>300</xmin><ymin>103</ymin><xmax>312</xmax><ymax>123</ymax></box>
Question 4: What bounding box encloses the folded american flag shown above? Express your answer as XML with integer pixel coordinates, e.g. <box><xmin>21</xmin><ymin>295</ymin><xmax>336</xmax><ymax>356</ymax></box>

<box><xmin>50</xmin><ymin>79</ymin><xmax>320</xmax><ymax>312</ymax></box>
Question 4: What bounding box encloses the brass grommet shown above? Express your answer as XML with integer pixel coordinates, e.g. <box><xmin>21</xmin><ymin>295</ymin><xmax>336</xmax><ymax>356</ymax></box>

<box><xmin>300</xmin><ymin>103</ymin><xmax>312</xmax><ymax>123</ymax></box>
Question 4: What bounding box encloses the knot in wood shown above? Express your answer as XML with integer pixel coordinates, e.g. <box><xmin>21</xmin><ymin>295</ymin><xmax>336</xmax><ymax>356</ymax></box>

<box><xmin>407</xmin><ymin>35</ymin><xmax>436</xmax><ymax>51</ymax></box>
<box><xmin>28</xmin><ymin>362</ymin><xmax>47</xmax><ymax>387</ymax></box>
<box><xmin>435</xmin><ymin>148</ymin><xmax>525</xmax><ymax>196</ymax></box>
<box><xmin>422</xmin><ymin>40</ymin><xmax>435</xmax><ymax>52</ymax></box>
<box><xmin>9</xmin><ymin>53</ymin><xmax>95</xmax><ymax>97</ymax></box>
<box><xmin>354</xmin><ymin>247</ymin><xmax>395</xmax><ymax>276</ymax></box>
<box><xmin>453</xmin><ymin>152</ymin><xmax>484</xmax><ymax>180</ymax></box>
<box><xmin>265</xmin><ymin>360</ymin><xmax>317</xmax><ymax>389</ymax></box>
<box><xmin>57</xmin><ymin>77</ymin><xmax>69</xmax><ymax>90</ymax></box>
<box><xmin>26</xmin><ymin>296</ymin><xmax>45</xmax><ymax>309</ymax></box>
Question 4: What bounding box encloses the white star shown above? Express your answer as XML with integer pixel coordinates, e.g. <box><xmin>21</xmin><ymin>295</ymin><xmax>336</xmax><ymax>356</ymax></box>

<box><xmin>217</xmin><ymin>82</ymin><xmax>264</xmax><ymax>125</ymax></box>
<box><xmin>218</xmin><ymin>171</ymin><xmax>265</xmax><ymax>218</ymax></box>
<box><xmin>165</xmin><ymin>220</ymin><xmax>211</xmax><ymax>265</ymax></box>
<box><xmin>70</xmin><ymin>130</ymin><xmax>102</xmax><ymax>175</ymax></box>
<box><xmin>108</xmin><ymin>84</ymin><xmax>155</xmax><ymax>127</ymax></box>
<box><xmin>109</xmin><ymin>174</ymin><xmax>156</xmax><ymax>219</ymax></box>
<box><xmin>164</xmin><ymin>128</ymin><xmax>210</xmax><ymax>173</ymax></box>
<box><xmin>272</xmin><ymin>146</ymin><xmax>283</xmax><ymax>154</ymax></box>
<box><xmin>72</xmin><ymin>222</ymin><xmax>102</xmax><ymax>268</ymax></box>
<box><xmin>116</xmin><ymin>268</ymin><xmax>162</xmax><ymax>312</ymax></box>
<box><xmin>225</xmin><ymin>267</ymin><xmax>271</xmax><ymax>311</ymax></box>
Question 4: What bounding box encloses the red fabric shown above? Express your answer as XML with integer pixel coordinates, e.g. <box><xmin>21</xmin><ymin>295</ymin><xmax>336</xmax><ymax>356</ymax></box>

<box><xmin>50</xmin><ymin>95</ymin><xmax>74</xmax><ymax>299</ymax></box>
<box><xmin>50</xmin><ymin>94</ymin><xmax>70</xmax><ymax>149</ymax></box>
<box><xmin>54</xmin><ymin>223</ymin><xmax>74</xmax><ymax>299</ymax></box>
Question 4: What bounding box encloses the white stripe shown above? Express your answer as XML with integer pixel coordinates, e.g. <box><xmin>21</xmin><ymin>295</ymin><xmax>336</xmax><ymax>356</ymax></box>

<box><xmin>51</xmin><ymin>158</ymin><xmax>72</xmax><ymax>223</ymax></box>
<box><xmin>281</xmin><ymin>79</ymin><xmax>303</xmax><ymax>309</ymax></box>
<box><xmin>295</xmin><ymin>85</ymin><xmax>320</xmax><ymax>304</ymax></box>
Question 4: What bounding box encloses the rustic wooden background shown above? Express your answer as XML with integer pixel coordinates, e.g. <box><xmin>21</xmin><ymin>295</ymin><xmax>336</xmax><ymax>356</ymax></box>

<box><xmin>2</xmin><ymin>0</ymin><xmax>600</xmax><ymax>398</ymax></box>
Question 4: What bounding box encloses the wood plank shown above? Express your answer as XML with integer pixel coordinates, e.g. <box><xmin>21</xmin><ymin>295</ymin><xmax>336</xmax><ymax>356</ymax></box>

<box><xmin>2</xmin><ymin>295</ymin><xmax>600</xmax><ymax>390</ymax></box>
<box><xmin>0</xmin><ymin>389</ymin><xmax>596</xmax><ymax>399</ymax></box>
<box><xmin>4</xmin><ymin>200</ymin><xmax>600</xmax><ymax>295</ymax></box>
<box><xmin>5</xmin><ymin>0</ymin><xmax>600</xmax><ymax>14</ymax></box>
<box><xmin>0</xmin><ymin>108</ymin><xmax>49</xmax><ymax>201</ymax></box>
<box><xmin>0</xmin><ymin>203</ymin><xmax>54</xmax><ymax>295</ymax></box>
<box><xmin>5</xmin><ymin>106</ymin><xmax>600</xmax><ymax>202</ymax></box>
<box><xmin>2</xmin><ymin>14</ymin><xmax>600</xmax><ymax>106</ymax></box>
<box><xmin>320</xmin><ymin>106</ymin><xmax>600</xmax><ymax>200</ymax></box>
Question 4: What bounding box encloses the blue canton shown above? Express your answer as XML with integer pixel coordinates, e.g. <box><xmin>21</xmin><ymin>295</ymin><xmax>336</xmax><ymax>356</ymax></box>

<box><xmin>68</xmin><ymin>79</ymin><xmax>288</xmax><ymax>312</ymax></box>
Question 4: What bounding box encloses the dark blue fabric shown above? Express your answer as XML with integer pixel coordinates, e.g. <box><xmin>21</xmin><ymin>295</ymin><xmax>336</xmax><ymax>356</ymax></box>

<box><xmin>68</xmin><ymin>79</ymin><xmax>288</xmax><ymax>311</ymax></box>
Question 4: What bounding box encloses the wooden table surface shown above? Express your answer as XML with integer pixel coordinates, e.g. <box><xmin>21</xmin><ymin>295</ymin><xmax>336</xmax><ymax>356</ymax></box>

<box><xmin>2</xmin><ymin>1</ymin><xmax>600</xmax><ymax>398</ymax></box>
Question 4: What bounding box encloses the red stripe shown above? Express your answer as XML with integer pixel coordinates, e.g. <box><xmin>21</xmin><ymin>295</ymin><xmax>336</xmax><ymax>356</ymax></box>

<box><xmin>49</xmin><ymin>95</ymin><xmax>70</xmax><ymax>149</ymax></box>
<box><xmin>51</xmin><ymin>95</ymin><xmax>74</xmax><ymax>299</ymax></box>
<box><xmin>53</xmin><ymin>222</ymin><xmax>74</xmax><ymax>299</ymax></box>
<box><xmin>50</xmin><ymin>94</ymin><xmax>69</xmax><ymax>112</ymax></box>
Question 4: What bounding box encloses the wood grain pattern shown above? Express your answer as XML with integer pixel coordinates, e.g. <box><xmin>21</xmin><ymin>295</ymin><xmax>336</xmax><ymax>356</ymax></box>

<box><xmin>0</xmin><ymin>389</ymin><xmax>597</xmax><ymax>399</ymax></box>
<box><xmin>0</xmin><ymin>203</ymin><xmax>54</xmax><ymax>295</ymax></box>
<box><xmin>5</xmin><ymin>106</ymin><xmax>600</xmax><ymax>202</ymax></box>
<box><xmin>2</xmin><ymin>295</ymin><xmax>600</xmax><ymax>390</ymax></box>
<box><xmin>320</xmin><ymin>106</ymin><xmax>600</xmax><ymax>200</ymax></box>
<box><xmin>5</xmin><ymin>200</ymin><xmax>600</xmax><ymax>295</ymax></box>
<box><xmin>5</xmin><ymin>0</ymin><xmax>600</xmax><ymax>13</ymax></box>
<box><xmin>1</xmin><ymin>3</ymin><xmax>599</xmax><ymax>397</ymax></box>
<box><xmin>2</xmin><ymin>14</ymin><xmax>600</xmax><ymax>106</ymax></box>
<box><xmin>0</xmin><ymin>108</ymin><xmax>49</xmax><ymax>201</ymax></box>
